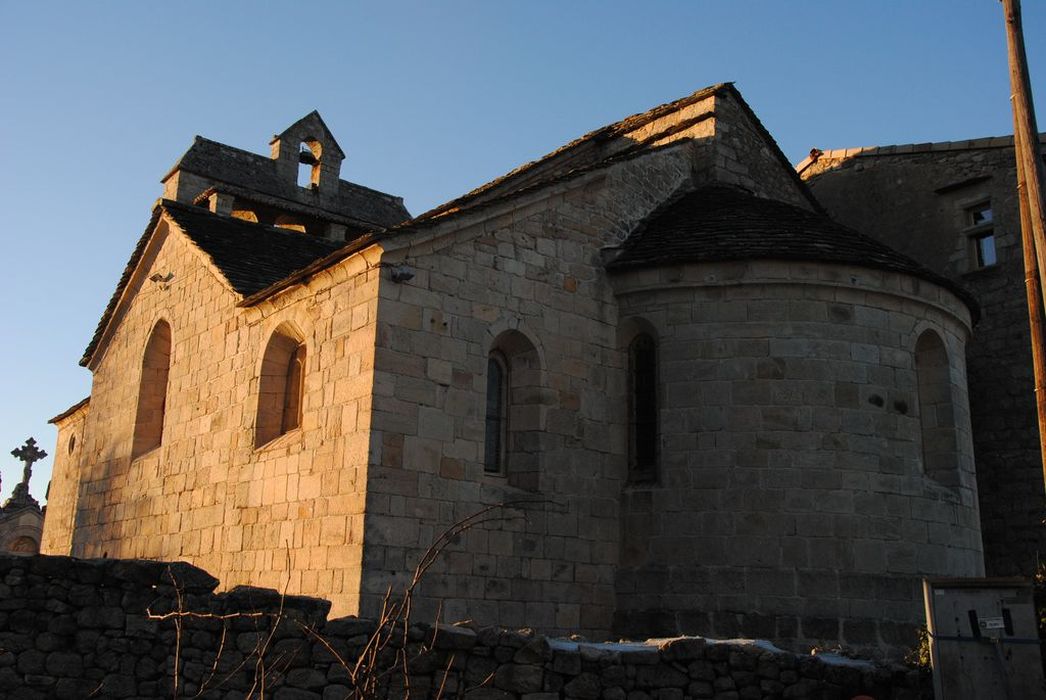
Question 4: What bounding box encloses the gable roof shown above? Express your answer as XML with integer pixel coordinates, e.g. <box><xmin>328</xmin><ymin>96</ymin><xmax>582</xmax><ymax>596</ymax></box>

<box><xmin>232</xmin><ymin>83</ymin><xmax>826</xmax><ymax>307</ymax></box>
<box><xmin>49</xmin><ymin>396</ymin><xmax>91</xmax><ymax>425</ymax></box>
<box><xmin>84</xmin><ymin>84</ymin><xmax>833</xmax><ymax>358</ymax></box>
<box><xmin>607</xmin><ymin>185</ymin><xmax>978</xmax><ymax>319</ymax></box>
<box><xmin>163</xmin><ymin>200</ymin><xmax>343</xmax><ymax>296</ymax></box>
<box><xmin>416</xmin><ymin>82</ymin><xmax>821</xmax><ymax>222</ymax></box>
<box><xmin>81</xmin><ymin>206</ymin><xmax>163</xmax><ymax>366</ymax></box>
<box><xmin>81</xmin><ymin>201</ymin><xmax>343</xmax><ymax>366</ymax></box>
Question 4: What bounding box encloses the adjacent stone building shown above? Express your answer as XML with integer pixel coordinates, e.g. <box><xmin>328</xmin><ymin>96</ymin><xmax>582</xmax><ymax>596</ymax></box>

<box><xmin>799</xmin><ymin>135</ymin><xmax>1046</xmax><ymax>578</ymax></box>
<box><xmin>43</xmin><ymin>84</ymin><xmax>986</xmax><ymax>653</ymax></box>
<box><xmin>0</xmin><ymin>438</ymin><xmax>47</xmax><ymax>555</ymax></box>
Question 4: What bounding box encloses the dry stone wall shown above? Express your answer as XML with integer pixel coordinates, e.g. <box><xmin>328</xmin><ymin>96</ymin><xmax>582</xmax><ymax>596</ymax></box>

<box><xmin>0</xmin><ymin>554</ymin><xmax>930</xmax><ymax>699</ymax></box>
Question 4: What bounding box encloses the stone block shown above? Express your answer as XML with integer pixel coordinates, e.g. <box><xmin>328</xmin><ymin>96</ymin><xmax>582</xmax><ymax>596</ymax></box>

<box><xmin>563</xmin><ymin>672</ymin><xmax>602</xmax><ymax>699</ymax></box>
<box><xmin>494</xmin><ymin>663</ymin><xmax>544</xmax><ymax>694</ymax></box>
<box><xmin>433</xmin><ymin>625</ymin><xmax>478</xmax><ymax>651</ymax></box>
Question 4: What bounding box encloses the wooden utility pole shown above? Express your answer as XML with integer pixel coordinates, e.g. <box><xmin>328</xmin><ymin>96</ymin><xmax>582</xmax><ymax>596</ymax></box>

<box><xmin>1002</xmin><ymin>0</ymin><xmax>1046</xmax><ymax>482</ymax></box>
<box><xmin>1015</xmin><ymin>128</ymin><xmax>1046</xmax><ymax>481</ymax></box>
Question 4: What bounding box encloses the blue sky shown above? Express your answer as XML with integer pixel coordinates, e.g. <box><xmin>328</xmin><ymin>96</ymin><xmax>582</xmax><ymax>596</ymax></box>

<box><xmin>0</xmin><ymin>1</ymin><xmax>1043</xmax><ymax>501</ymax></box>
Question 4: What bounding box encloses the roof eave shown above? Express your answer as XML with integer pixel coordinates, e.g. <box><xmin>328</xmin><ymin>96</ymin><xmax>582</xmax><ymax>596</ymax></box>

<box><xmin>49</xmin><ymin>396</ymin><xmax>91</xmax><ymax>424</ymax></box>
<box><xmin>605</xmin><ymin>254</ymin><xmax>979</xmax><ymax>324</ymax></box>
<box><xmin>80</xmin><ymin>204</ymin><xmax>166</xmax><ymax>367</ymax></box>
<box><xmin>236</xmin><ymin>234</ymin><xmax>382</xmax><ymax>307</ymax></box>
<box><xmin>414</xmin><ymin>83</ymin><xmax>733</xmax><ymax>222</ymax></box>
<box><xmin>714</xmin><ymin>84</ymin><xmax>825</xmax><ymax>214</ymax></box>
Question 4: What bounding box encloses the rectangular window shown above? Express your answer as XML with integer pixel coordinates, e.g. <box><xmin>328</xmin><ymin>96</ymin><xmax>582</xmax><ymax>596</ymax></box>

<box><xmin>974</xmin><ymin>232</ymin><xmax>997</xmax><ymax>268</ymax></box>
<box><xmin>968</xmin><ymin>203</ymin><xmax>993</xmax><ymax>226</ymax></box>
<box><xmin>963</xmin><ymin>200</ymin><xmax>998</xmax><ymax>271</ymax></box>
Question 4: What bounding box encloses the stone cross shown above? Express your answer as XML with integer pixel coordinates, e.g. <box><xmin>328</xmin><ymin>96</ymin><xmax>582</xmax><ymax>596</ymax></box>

<box><xmin>11</xmin><ymin>437</ymin><xmax>46</xmax><ymax>488</ymax></box>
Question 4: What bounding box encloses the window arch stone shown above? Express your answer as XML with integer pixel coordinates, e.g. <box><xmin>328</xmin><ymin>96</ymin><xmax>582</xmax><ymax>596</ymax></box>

<box><xmin>132</xmin><ymin>320</ymin><xmax>171</xmax><ymax>458</ymax></box>
<box><xmin>256</xmin><ymin>323</ymin><xmax>306</xmax><ymax>447</ymax></box>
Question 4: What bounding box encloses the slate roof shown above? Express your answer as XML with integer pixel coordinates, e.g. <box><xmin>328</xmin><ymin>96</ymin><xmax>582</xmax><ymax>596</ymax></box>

<box><xmin>166</xmin><ymin>136</ymin><xmax>408</xmax><ymax>228</ymax></box>
<box><xmin>607</xmin><ymin>185</ymin><xmax>978</xmax><ymax>317</ymax></box>
<box><xmin>189</xmin><ymin>84</ymin><xmax>826</xmax><ymax>308</ymax></box>
<box><xmin>80</xmin><ymin>201</ymin><xmax>344</xmax><ymax>366</ymax></box>
<box><xmin>81</xmin><ymin>207</ymin><xmax>162</xmax><ymax>366</ymax></box>
<box><xmin>163</xmin><ymin>200</ymin><xmax>343</xmax><ymax>296</ymax></box>
<box><xmin>416</xmin><ymin>83</ymin><xmax>821</xmax><ymax>222</ymax></box>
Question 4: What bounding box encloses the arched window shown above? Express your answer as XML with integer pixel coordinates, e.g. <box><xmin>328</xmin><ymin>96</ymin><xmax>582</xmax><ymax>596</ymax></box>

<box><xmin>915</xmin><ymin>330</ymin><xmax>959</xmax><ymax>486</ymax></box>
<box><xmin>132</xmin><ymin>320</ymin><xmax>171</xmax><ymax>458</ymax></box>
<box><xmin>484</xmin><ymin>352</ymin><xmax>508</xmax><ymax>474</ymax></box>
<box><xmin>256</xmin><ymin>324</ymin><xmax>306</xmax><ymax>447</ymax></box>
<box><xmin>483</xmin><ymin>330</ymin><xmax>542</xmax><ymax>490</ymax></box>
<box><xmin>628</xmin><ymin>333</ymin><xmax>658</xmax><ymax>482</ymax></box>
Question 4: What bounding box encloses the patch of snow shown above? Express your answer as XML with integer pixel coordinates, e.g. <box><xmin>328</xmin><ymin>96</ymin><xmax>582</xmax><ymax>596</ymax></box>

<box><xmin>548</xmin><ymin>634</ymin><xmax>876</xmax><ymax>671</ymax></box>
<box><xmin>811</xmin><ymin>652</ymin><xmax>875</xmax><ymax>669</ymax></box>
<box><xmin>547</xmin><ymin>638</ymin><xmax>652</xmax><ymax>652</ymax></box>
<box><xmin>549</xmin><ymin>634</ymin><xmax>787</xmax><ymax>656</ymax></box>
<box><xmin>710</xmin><ymin>638</ymin><xmax>788</xmax><ymax>654</ymax></box>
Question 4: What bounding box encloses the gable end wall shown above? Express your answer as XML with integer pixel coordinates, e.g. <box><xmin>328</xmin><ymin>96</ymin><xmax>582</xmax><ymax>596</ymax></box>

<box><xmin>46</xmin><ymin>224</ymin><xmax>383</xmax><ymax>615</ymax></box>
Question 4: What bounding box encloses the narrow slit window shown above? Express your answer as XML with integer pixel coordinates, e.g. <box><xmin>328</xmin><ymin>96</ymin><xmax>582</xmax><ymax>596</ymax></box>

<box><xmin>629</xmin><ymin>333</ymin><xmax>658</xmax><ymax>481</ymax></box>
<box><xmin>484</xmin><ymin>353</ymin><xmax>508</xmax><ymax>474</ymax></box>
<box><xmin>281</xmin><ymin>344</ymin><xmax>306</xmax><ymax>434</ymax></box>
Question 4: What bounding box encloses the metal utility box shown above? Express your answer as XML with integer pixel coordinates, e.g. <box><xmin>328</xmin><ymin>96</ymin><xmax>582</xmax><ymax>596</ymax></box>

<box><xmin>923</xmin><ymin>577</ymin><xmax>1044</xmax><ymax>699</ymax></box>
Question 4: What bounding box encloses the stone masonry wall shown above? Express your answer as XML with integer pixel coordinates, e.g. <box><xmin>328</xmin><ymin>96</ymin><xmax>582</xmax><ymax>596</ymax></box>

<box><xmin>804</xmin><ymin>146</ymin><xmax>1046</xmax><ymax>577</ymax></box>
<box><xmin>0</xmin><ymin>553</ymin><xmax>931</xmax><ymax>700</ymax></box>
<box><xmin>43</xmin><ymin>217</ymin><xmax>383</xmax><ymax>615</ymax></box>
<box><xmin>356</xmin><ymin>94</ymin><xmax>821</xmax><ymax>638</ymax></box>
<box><xmin>361</xmin><ymin>145</ymin><xmax>704</xmax><ymax>639</ymax></box>
<box><xmin>44</xmin><ymin>402</ymin><xmax>89</xmax><ymax>554</ymax></box>
<box><xmin>611</xmin><ymin>259</ymin><xmax>982</xmax><ymax>653</ymax></box>
<box><xmin>709</xmin><ymin>93</ymin><xmax>812</xmax><ymax>212</ymax></box>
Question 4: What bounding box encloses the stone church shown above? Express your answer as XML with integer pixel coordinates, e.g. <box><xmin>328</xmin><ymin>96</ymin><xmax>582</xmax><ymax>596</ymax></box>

<box><xmin>0</xmin><ymin>441</ymin><xmax>46</xmax><ymax>556</ymax></box>
<box><xmin>44</xmin><ymin>84</ymin><xmax>987</xmax><ymax>653</ymax></box>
